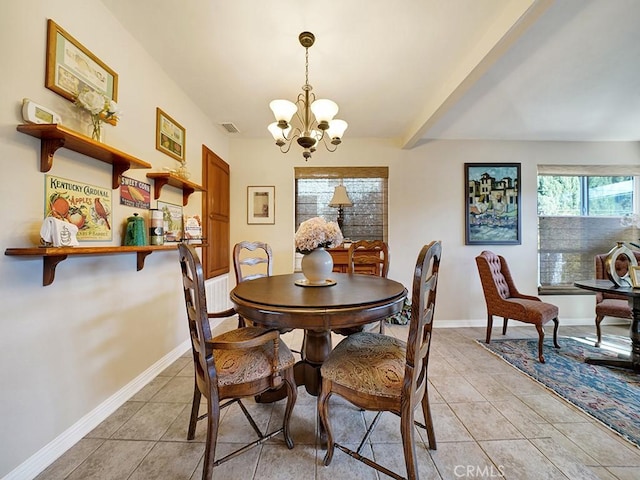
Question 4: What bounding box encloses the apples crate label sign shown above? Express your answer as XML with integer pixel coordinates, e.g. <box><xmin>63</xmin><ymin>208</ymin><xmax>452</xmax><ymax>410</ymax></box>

<box><xmin>45</xmin><ymin>175</ymin><xmax>112</xmax><ymax>241</ymax></box>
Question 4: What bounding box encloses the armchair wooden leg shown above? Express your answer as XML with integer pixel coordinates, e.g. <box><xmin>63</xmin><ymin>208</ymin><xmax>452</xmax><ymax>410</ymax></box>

<box><xmin>552</xmin><ymin>317</ymin><xmax>560</xmax><ymax>349</ymax></box>
<box><xmin>536</xmin><ymin>324</ymin><xmax>545</xmax><ymax>363</ymax></box>
<box><xmin>595</xmin><ymin>315</ymin><xmax>604</xmax><ymax>347</ymax></box>
<box><xmin>502</xmin><ymin>317</ymin><xmax>509</xmax><ymax>335</ymax></box>
<box><xmin>485</xmin><ymin>315</ymin><xmax>493</xmax><ymax>344</ymax></box>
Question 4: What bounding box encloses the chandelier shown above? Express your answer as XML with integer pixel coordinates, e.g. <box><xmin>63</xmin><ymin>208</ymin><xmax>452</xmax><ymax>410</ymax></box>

<box><xmin>268</xmin><ymin>32</ymin><xmax>348</xmax><ymax>161</ymax></box>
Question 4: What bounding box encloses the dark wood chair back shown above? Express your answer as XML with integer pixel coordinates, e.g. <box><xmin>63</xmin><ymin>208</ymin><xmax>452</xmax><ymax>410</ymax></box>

<box><xmin>405</xmin><ymin>241</ymin><xmax>440</xmax><ymax>410</ymax></box>
<box><xmin>232</xmin><ymin>241</ymin><xmax>273</xmax><ymax>327</ymax></box>
<box><xmin>335</xmin><ymin>240</ymin><xmax>390</xmax><ymax>334</ymax></box>
<box><xmin>347</xmin><ymin>239</ymin><xmax>389</xmax><ymax>277</ymax></box>
<box><xmin>233</xmin><ymin>240</ymin><xmax>273</xmax><ymax>284</ymax></box>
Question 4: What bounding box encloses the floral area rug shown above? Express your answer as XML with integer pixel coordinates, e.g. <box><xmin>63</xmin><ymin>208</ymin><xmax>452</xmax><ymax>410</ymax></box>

<box><xmin>478</xmin><ymin>335</ymin><xmax>640</xmax><ymax>447</ymax></box>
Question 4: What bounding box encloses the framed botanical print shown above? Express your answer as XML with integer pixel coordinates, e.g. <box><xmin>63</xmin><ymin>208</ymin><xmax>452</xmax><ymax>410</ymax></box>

<box><xmin>45</xmin><ymin>19</ymin><xmax>118</xmax><ymax>107</ymax></box>
<box><xmin>157</xmin><ymin>200</ymin><xmax>183</xmax><ymax>242</ymax></box>
<box><xmin>247</xmin><ymin>186</ymin><xmax>275</xmax><ymax>224</ymax></box>
<box><xmin>156</xmin><ymin>108</ymin><xmax>186</xmax><ymax>162</ymax></box>
<box><xmin>465</xmin><ymin>163</ymin><xmax>521</xmax><ymax>245</ymax></box>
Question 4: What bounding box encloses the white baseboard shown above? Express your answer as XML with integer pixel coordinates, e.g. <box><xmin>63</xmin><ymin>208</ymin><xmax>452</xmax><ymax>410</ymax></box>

<box><xmin>3</xmin><ymin>340</ymin><xmax>191</xmax><ymax>480</ymax></box>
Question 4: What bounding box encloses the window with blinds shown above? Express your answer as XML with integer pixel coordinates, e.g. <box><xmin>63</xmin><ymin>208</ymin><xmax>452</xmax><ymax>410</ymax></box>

<box><xmin>295</xmin><ymin>167</ymin><xmax>388</xmax><ymax>242</ymax></box>
<box><xmin>537</xmin><ymin>165</ymin><xmax>640</xmax><ymax>294</ymax></box>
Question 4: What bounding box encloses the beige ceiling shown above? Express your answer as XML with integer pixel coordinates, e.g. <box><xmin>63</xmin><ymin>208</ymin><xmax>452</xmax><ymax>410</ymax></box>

<box><xmin>100</xmin><ymin>0</ymin><xmax>640</xmax><ymax>147</ymax></box>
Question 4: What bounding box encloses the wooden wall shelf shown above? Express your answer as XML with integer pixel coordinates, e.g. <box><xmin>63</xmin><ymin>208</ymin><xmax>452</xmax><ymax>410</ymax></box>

<box><xmin>146</xmin><ymin>172</ymin><xmax>205</xmax><ymax>206</ymax></box>
<box><xmin>17</xmin><ymin>123</ymin><xmax>152</xmax><ymax>189</ymax></box>
<box><xmin>5</xmin><ymin>245</ymin><xmax>177</xmax><ymax>286</ymax></box>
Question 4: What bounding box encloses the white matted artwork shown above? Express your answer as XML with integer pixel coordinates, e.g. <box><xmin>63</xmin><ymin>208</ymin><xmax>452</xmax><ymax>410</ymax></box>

<box><xmin>247</xmin><ymin>186</ymin><xmax>275</xmax><ymax>224</ymax></box>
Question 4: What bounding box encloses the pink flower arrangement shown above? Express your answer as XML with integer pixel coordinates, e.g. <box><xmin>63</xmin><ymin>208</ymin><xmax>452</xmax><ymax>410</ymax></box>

<box><xmin>295</xmin><ymin>217</ymin><xmax>343</xmax><ymax>254</ymax></box>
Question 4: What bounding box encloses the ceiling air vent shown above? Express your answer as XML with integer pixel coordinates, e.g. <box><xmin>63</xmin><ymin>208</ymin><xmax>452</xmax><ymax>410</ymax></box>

<box><xmin>220</xmin><ymin>122</ymin><xmax>240</xmax><ymax>134</ymax></box>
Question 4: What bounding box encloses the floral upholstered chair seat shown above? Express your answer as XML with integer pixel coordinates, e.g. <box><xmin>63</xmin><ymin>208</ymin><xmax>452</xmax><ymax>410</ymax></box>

<box><xmin>212</xmin><ymin>327</ymin><xmax>295</xmax><ymax>387</ymax></box>
<box><xmin>321</xmin><ymin>332</ymin><xmax>405</xmax><ymax>398</ymax></box>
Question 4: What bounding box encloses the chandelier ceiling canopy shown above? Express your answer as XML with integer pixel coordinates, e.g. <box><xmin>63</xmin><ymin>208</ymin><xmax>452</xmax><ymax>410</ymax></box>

<box><xmin>268</xmin><ymin>32</ymin><xmax>348</xmax><ymax>161</ymax></box>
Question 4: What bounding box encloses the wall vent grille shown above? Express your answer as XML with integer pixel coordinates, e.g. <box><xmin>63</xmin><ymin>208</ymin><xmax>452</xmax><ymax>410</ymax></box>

<box><xmin>220</xmin><ymin>122</ymin><xmax>240</xmax><ymax>134</ymax></box>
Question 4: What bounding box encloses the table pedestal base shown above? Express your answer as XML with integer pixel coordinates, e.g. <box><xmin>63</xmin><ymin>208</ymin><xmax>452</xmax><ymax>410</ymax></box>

<box><xmin>256</xmin><ymin>329</ymin><xmax>332</xmax><ymax>400</ymax></box>
<box><xmin>585</xmin><ymin>356</ymin><xmax>640</xmax><ymax>372</ymax></box>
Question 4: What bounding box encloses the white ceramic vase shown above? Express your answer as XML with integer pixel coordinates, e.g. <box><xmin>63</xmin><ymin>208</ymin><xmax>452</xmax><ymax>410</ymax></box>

<box><xmin>301</xmin><ymin>247</ymin><xmax>333</xmax><ymax>285</ymax></box>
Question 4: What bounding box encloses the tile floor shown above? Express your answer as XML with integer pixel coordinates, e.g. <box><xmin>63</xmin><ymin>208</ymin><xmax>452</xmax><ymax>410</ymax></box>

<box><xmin>36</xmin><ymin>321</ymin><xmax>640</xmax><ymax>480</ymax></box>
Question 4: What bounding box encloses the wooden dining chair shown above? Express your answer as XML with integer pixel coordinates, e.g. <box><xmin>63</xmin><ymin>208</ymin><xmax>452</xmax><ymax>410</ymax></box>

<box><xmin>334</xmin><ymin>240</ymin><xmax>391</xmax><ymax>335</ymax></box>
<box><xmin>233</xmin><ymin>240</ymin><xmax>301</xmax><ymax>355</ymax></box>
<box><xmin>178</xmin><ymin>244</ymin><xmax>297</xmax><ymax>480</ymax></box>
<box><xmin>475</xmin><ymin>250</ymin><xmax>560</xmax><ymax>363</ymax></box>
<box><xmin>593</xmin><ymin>252</ymin><xmax>640</xmax><ymax>347</ymax></box>
<box><xmin>233</xmin><ymin>241</ymin><xmax>273</xmax><ymax>327</ymax></box>
<box><xmin>319</xmin><ymin>241</ymin><xmax>441</xmax><ymax>480</ymax></box>
<box><xmin>347</xmin><ymin>239</ymin><xmax>390</xmax><ymax>278</ymax></box>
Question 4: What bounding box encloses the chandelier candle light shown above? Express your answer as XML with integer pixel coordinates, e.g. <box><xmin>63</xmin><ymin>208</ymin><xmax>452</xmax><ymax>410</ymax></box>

<box><xmin>268</xmin><ymin>32</ymin><xmax>348</xmax><ymax>161</ymax></box>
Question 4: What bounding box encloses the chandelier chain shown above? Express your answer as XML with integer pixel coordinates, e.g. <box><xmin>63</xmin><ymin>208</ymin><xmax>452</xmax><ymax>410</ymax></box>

<box><xmin>305</xmin><ymin>46</ymin><xmax>309</xmax><ymax>87</ymax></box>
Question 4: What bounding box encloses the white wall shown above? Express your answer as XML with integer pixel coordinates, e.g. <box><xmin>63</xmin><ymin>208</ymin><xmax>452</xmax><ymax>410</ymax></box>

<box><xmin>230</xmin><ymin>137</ymin><xmax>640</xmax><ymax>324</ymax></box>
<box><xmin>0</xmin><ymin>1</ymin><xmax>229</xmax><ymax>477</ymax></box>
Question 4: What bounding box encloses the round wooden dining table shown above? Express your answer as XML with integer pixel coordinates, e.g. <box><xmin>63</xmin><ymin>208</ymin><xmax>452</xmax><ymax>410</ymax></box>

<box><xmin>230</xmin><ymin>272</ymin><xmax>408</xmax><ymax>396</ymax></box>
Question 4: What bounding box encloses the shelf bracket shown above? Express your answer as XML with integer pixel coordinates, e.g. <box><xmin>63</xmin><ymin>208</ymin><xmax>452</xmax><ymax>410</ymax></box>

<box><xmin>182</xmin><ymin>186</ymin><xmax>195</xmax><ymax>206</ymax></box>
<box><xmin>112</xmin><ymin>162</ymin><xmax>130</xmax><ymax>189</ymax></box>
<box><xmin>152</xmin><ymin>176</ymin><xmax>169</xmax><ymax>200</ymax></box>
<box><xmin>137</xmin><ymin>251</ymin><xmax>152</xmax><ymax>271</ymax></box>
<box><xmin>43</xmin><ymin>254</ymin><xmax>67</xmax><ymax>286</ymax></box>
<box><xmin>41</xmin><ymin>138</ymin><xmax>66</xmax><ymax>172</ymax></box>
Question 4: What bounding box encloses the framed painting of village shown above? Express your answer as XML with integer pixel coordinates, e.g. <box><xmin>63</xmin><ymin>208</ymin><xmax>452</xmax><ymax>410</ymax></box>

<box><xmin>465</xmin><ymin>163</ymin><xmax>521</xmax><ymax>245</ymax></box>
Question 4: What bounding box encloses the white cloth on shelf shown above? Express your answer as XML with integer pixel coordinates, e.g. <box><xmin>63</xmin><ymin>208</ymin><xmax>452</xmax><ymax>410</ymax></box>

<box><xmin>40</xmin><ymin>217</ymin><xmax>79</xmax><ymax>247</ymax></box>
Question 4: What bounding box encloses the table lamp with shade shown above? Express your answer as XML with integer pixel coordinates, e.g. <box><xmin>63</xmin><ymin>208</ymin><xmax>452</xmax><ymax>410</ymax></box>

<box><xmin>329</xmin><ymin>185</ymin><xmax>353</xmax><ymax>231</ymax></box>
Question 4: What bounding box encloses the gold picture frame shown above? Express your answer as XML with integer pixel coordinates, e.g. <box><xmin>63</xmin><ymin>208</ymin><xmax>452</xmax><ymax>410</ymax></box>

<box><xmin>630</xmin><ymin>266</ymin><xmax>640</xmax><ymax>288</ymax></box>
<box><xmin>45</xmin><ymin>19</ymin><xmax>118</xmax><ymax>124</ymax></box>
<box><xmin>247</xmin><ymin>186</ymin><xmax>275</xmax><ymax>224</ymax></box>
<box><xmin>156</xmin><ymin>108</ymin><xmax>186</xmax><ymax>162</ymax></box>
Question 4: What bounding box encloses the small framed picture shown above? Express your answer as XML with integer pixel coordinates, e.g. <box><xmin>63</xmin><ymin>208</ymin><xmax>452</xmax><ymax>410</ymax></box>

<box><xmin>45</xmin><ymin>20</ymin><xmax>118</xmax><ymax>108</ymax></box>
<box><xmin>156</xmin><ymin>108</ymin><xmax>186</xmax><ymax>163</ymax></box>
<box><xmin>247</xmin><ymin>186</ymin><xmax>275</xmax><ymax>224</ymax></box>
<box><xmin>157</xmin><ymin>200</ymin><xmax>183</xmax><ymax>242</ymax></box>
<box><xmin>630</xmin><ymin>266</ymin><xmax>640</xmax><ymax>288</ymax></box>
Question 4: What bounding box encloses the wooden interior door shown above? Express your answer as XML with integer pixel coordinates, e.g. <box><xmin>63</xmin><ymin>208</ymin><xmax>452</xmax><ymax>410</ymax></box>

<box><xmin>202</xmin><ymin>145</ymin><xmax>230</xmax><ymax>279</ymax></box>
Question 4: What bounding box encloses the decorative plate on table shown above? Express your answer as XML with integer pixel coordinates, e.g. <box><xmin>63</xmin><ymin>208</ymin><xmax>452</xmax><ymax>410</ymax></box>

<box><xmin>294</xmin><ymin>278</ymin><xmax>337</xmax><ymax>287</ymax></box>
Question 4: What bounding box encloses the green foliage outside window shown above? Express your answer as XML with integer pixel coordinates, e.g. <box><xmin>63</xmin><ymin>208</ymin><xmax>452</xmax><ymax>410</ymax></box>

<box><xmin>538</xmin><ymin>176</ymin><xmax>633</xmax><ymax>216</ymax></box>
